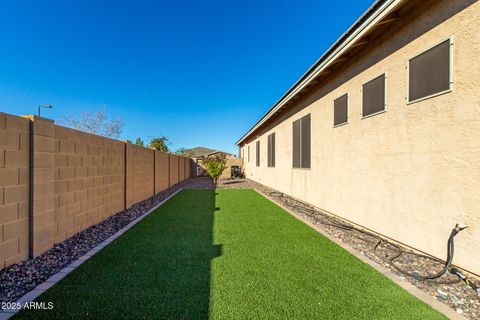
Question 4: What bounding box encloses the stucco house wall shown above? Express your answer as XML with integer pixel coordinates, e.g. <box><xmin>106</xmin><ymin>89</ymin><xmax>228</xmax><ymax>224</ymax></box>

<box><xmin>240</xmin><ymin>0</ymin><xmax>480</xmax><ymax>275</ymax></box>
<box><xmin>220</xmin><ymin>157</ymin><xmax>244</xmax><ymax>179</ymax></box>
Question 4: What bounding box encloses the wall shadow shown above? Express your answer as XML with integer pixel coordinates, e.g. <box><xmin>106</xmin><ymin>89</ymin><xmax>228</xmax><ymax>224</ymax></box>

<box><xmin>14</xmin><ymin>189</ymin><xmax>221</xmax><ymax>319</ymax></box>
<box><xmin>142</xmin><ymin>189</ymin><xmax>221</xmax><ymax>319</ymax></box>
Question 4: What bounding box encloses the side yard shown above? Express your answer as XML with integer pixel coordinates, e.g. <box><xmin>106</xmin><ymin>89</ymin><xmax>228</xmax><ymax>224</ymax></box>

<box><xmin>14</xmin><ymin>189</ymin><xmax>445</xmax><ymax>319</ymax></box>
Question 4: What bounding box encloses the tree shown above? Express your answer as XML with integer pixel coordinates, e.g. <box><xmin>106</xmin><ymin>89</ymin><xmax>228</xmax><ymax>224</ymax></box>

<box><xmin>202</xmin><ymin>153</ymin><xmax>227</xmax><ymax>187</ymax></box>
<box><xmin>135</xmin><ymin>137</ymin><xmax>145</xmax><ymax>147</ymax></box>
<box><xmin>149</xmin><ymin>136</ymin><xmax>169</xmax><ymax>152</ymax></box>
<box><xmin>62</xmin><ymin>107</ymin><xmax>123</xmax><ymax>139</ymax></box>
<box><xmin>176</xmin><ymin>147</ymin><xmax>186</xmax><ymax>155</ymax></box>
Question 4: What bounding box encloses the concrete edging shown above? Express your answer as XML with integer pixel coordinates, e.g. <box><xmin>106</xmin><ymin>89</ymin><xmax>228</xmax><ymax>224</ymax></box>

<box><xmin>254</xmin><ymin>188</ymin><xmax>467</xmax><ymax>320</ymax></box>
<box><xmin>0</xmin><ymin>188</ymin><xmax>183</xmax><ymax>320</ymax></box>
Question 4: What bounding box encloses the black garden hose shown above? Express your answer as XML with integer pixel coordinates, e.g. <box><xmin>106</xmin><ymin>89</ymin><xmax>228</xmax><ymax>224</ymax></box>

<box><xmin>267</xmin><ymin>191</ymin><xmax>480</xmax><ymax>295</ymax></box>
<box><xmin>449</xmin><ymin>267</ymin><xmax>480</xmax><ymax>295</ymax></box>
<box><xmin>387</xmin><ymin>224</ymin><xmax>465</xmax><ymax>280</ymax></box>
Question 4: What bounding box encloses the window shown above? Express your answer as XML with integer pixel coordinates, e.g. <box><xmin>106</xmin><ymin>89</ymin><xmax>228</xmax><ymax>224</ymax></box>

<box><xmin>267</xmin><ymin>133</ymin><xmax>275</xmax><ymax>167</ymax></box>
<box><xmin>248</xmin><ymin>146</ymin><xmax>250</xmax><ymax>162</ymax></box>
<box><xmin>292</xmin><ymin>114</ymin><xmax>311</xmax><ymax>169</ymax></box>
<box><xmin>362</xmin><ymin>74</ymin><xmax>386</xmax><ymax>117</ymax></box>
<box><xmin>255</xmin><ymin>141</ymin><xmax>260</xmax><ymax>167</ymax></box>
<box><xmin>408</xmin><ymin>39</ymin><xmax>451</xmax><ymax>102</ymax></box>
<box><xmin>334</xmin><ymin>94</ymin><xmax>348</xmax><ymax>126</ymax></box>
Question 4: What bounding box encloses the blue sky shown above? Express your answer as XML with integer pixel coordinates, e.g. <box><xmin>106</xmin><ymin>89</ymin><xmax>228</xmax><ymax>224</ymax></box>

<box><xmin>0</xmin><ymin>0</ymin><xmax>373</xmax><ymax>154</ymax></box>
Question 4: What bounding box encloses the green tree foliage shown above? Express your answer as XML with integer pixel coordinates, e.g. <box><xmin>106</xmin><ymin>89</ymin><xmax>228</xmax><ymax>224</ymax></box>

<box><xmin>149</xmin><ymin>136</ymin><xmax>169</xmax><ymax>152</ymax></box>
<box><xmin>176</xmin><ymin>147</ymin><xmax>186</xmax><ymax>155</ymax></box>
<box><xmin>135</xmin><ymin>137</ymin><xmax>145</xmax><ymax>147</ymax></box>
<box><xmin>202</xmin><ymin>153</ymin><xmax>227</xmax><ymax>186</ymax></box>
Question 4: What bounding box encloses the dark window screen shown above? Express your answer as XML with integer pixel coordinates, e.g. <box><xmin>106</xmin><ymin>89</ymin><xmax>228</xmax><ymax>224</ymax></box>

<box><xmin>301</xmin><ymin>114</ymin><xmax>311</xmax><ymax>168</ymax></box>
<box><xmin>292</xmin><ymin>119</ymin><xmax>301</xmax><ymax>168</ymax></box>
<box><xmin>268</xmin><ymin>133</ymin><xmax>275</xmax><ymax>167</ymax></box>
<box><xmin>334</xmin><ymin>94</ymin><xmax>348</xmax><ymax>126</ymax></box>
<box><xmin>256</xmin><ymin>141</ymin><xmax>260</xmax><ymax>167</ymax></box>
<box><xmin>409</xmin><ymin>40</ymin><xmax>450</xmax><ymax>102</ymax></box>
<box><xmin>292</xmin><ymin>114</ymin><xmax>311</xmax><ymax>169</ymax></box>
<box><xmin>362</xmin><ymin>74</ymin><xmax>385</xmax><ymax>117</ymax></box>
<box><xmin>248</xmin><ymin>146</ymin><xmax>250</xmax><ymax>162</ymax></box>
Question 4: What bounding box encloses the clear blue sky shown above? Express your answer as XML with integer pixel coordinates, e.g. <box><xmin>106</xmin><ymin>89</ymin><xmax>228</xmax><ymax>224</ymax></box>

<box><xmin>0</xmin><ymin>1</ymin><xmax>373</xmax><ymax>154</ymax></box>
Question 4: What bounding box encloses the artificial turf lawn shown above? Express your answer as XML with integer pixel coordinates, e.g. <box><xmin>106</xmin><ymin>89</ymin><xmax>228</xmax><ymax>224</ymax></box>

<box><xmin>14</xmin><ymin>189</ymin><xmax>445</xmax><ymax>319</ymax></box>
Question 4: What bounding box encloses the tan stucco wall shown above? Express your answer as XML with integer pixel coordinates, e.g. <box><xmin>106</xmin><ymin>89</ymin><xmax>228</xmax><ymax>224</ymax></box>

<box><xmin>220</xmin><ymin>157</ymin><xmax>244</xmax><ymax>179</ymax></box>
<box><xmin>241</xmin><ymin>0</ymin><xmax>480</xmax><ymax>274</ymax></box>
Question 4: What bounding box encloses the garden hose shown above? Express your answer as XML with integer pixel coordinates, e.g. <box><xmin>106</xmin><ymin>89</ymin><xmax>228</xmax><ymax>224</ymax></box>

<box><xmin>266</xmin><ymin>191</ymin><xmax>480</xmax><ymax>296</ymax></box>
<box><xmin>383</xmin><ymin>224</ymin><xmax>465</xmax><ymax>281</ymax></box>
<box><xmin>449</xmin><ymin>267</ymin><xmax>480</xmax><ymax>296</ymax></box>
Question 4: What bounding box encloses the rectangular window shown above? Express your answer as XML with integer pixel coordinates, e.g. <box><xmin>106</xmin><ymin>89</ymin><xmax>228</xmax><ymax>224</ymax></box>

<box><xmin>334</xmin><ymin>94</ymin><xmax>348</xmax><ymax>126</ymax></box>
<box><xmin>255</xmin><ymin>141</ymin><xmax>260</xmax><ymax>167</ymax></box>
<box><xmin>292</xmin><ymin>114</ymin><xmax>311</xmax><ymax>169</ymax></box>
<box><xmin>293</xmin><ymin>119</ymin><xmax>301</xmax><ymax>168</ymax></box>
<box><xmin>248</xmin><ymin>146</ymin><xmax>250</xmax><ymax>162</ymax></box>
<box><xmin>409</xmin><ymin>39</ymin><xmax>451</xmax><ymax>102</ymax></box>
<box><xmin>362</xmin><ymin>74</ymin><xmax>386</xmax><ymax>117</ymax></box>
<box><xmin>267</xmin><ymin>133</ymin><xmax>275</xmax><ymax>167</ymax></box>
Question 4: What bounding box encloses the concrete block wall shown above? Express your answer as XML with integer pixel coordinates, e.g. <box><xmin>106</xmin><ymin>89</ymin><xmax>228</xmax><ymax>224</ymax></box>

<box><xmin>169</xmin><ymin>154</ymin><xmax>179</xmax><ymax>186</ymax></box>
<box><xmin>185</xmin><ymin>158</ymin><xmax>195</xmax><ymax>179</ymax></box>
<box><xmin>0</xmin><ymin>113</ymin><xmax>30</xmax><ymax>269</ymax></box>
<box><xmin>126</xmin><ymin>143</ymin><xmax>154</xmax><ymax>208</ymax></box>
<box><xmin>0</xmin><ymin>112</ymin><xmax>193</xmax><ymax>269</ymax></box>
<box><xmin>154</xmin><ymin>151</ymin><xmax>170</xmax><ymax>194</ymax></box>
<box><xmin>30</xmin><ymin>117</ymin><xmax>126</xmax><ymax>255</ymax></box>
<box><xmin>179</xmin><ymin>157</ymin><xmax>185</xmax><ymax>181</ymax></box>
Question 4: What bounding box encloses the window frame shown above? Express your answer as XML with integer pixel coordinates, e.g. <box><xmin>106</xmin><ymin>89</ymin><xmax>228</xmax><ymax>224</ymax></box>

<box><xmin>247</xmin><ymin>145</ymin><xmax>250</xmax><ymax>162</ymax></box>
<box><xmin>406</xmin><ymin>37</ymin><xmax>454</xmax><ymax>105</ymax></box>
<box><xmin>333</xmin><ymin>93</ymin><xmax>349</xmax><ymax>128</ymax></box>
<box><xmin>267</xmin><ymin>132</ymin><xmax>275</xmax><ymax>168</ymax></box>
<box><xmin>361</xmin><ymin>72</ymin><xmax>388</xmax><ymax>120</ymax></box>
<box><xmin>255</xmin><ymin>140</ymin><xmax>260</xmax><ymax>167</ymax></box>
<box><xmin>292</xmin><ymin>114</ymin><xmax>311</xmax><ymax>170</ymax></box>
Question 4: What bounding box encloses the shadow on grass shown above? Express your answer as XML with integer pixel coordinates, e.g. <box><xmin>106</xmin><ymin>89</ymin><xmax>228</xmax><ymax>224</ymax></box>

<box><xmin>14</xmin><ymin>189</ymin><xmax>221</xmax><ymax>319</ymax></box>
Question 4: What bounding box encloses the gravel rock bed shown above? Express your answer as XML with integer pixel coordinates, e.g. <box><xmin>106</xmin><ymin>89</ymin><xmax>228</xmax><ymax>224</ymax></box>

<box><xmin>0</xmin><ymin>178</ymin><xmax>209</xmax><ymax>305</ymax></box>
<box><xmin>217</xmin><ymin>178</ymin><xmax>480</xmax><ymax>319</ymax></box>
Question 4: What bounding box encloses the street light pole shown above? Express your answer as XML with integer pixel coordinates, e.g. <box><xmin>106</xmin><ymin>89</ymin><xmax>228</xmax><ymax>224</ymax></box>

<box><xmin>38</xmin><ymin>105</ymin><xmax>53</xmax><ymax>117</ymax></box>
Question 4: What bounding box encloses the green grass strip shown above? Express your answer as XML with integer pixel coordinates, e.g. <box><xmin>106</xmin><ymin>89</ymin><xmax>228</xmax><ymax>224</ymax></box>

<box><xmin>14</xmin><ymin>189</ymin><xmax>445</xmax><ymax>319</ymax></box>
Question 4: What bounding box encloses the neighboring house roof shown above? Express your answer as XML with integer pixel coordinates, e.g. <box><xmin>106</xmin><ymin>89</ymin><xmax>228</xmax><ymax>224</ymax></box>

<box><xmin>184</xmin><ymin>147</ymin><xmax>218</xmax><ymax>157</ymax></box>
<box><xmin>236</xmin><ymin>0</ymin><xmax>404</xmax><ymax>145</ymax></box>
<box><xmin>205</xmin><ymin>150</ymin><xmax>234</xmax><ymax>157</ymax></box>
<box><xmin>184</xmin><ymin>147</ymin><xmax>234</xmax><ymax>158</ymax></box>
